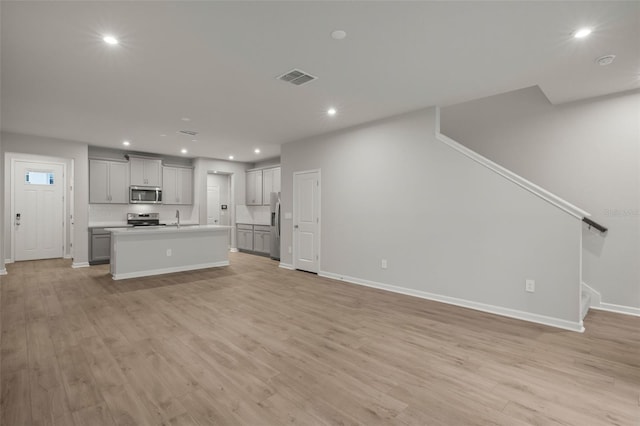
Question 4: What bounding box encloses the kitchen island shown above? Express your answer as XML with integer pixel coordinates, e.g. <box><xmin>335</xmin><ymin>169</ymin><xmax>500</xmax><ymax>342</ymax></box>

<box><xmin>107</xmin><ymin>225</ymin><xmax>231</xmax><ymax>280</ymax></box>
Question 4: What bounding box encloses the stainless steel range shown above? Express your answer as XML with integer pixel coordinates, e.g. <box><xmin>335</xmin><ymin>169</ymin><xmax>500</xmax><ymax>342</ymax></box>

<box><xmin>127</xmin><ymin>212</ymin><xmax>164</xmax><ymax>227</ymax></box>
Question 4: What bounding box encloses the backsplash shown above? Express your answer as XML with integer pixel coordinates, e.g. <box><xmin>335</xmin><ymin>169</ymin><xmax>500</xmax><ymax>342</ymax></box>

<box><xmin>236</xmin><ymin>205</ymin><xmax>270</xmax><ymax>225</ymax></box>
<box><xmin>89</xmin><ymin>204</ymin><xmax>197</xmax><ymax>225</ymax></box>
<box><xmin>91</xmin><ymin>203</ymin><xmax>270</xmax><ymax>226</ymax></box>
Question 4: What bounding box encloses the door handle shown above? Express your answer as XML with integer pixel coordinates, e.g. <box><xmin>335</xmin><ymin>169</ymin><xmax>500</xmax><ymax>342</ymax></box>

<box><xmin>294</xmin><ymin>225</ymin><xmax>299</xmax><ymax>229</ymax></box>
<box><xmin>15</xmin><ymin>213</ymin><xmax>21</xmax><ymax>226</ymax></box>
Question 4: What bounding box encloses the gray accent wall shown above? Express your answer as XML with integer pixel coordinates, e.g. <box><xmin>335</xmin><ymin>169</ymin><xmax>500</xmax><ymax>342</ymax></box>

<box><xmin>441</xmin><ymin>87</ymin><xmax>640</xmax><ymax>310</ymax></box>
<box><xmin>1</xmin><ymin>131</ymin><xmax>89</xmax><ymax>265</ymax></box>
<box><xmin>281</xmin><ymin>107</ymin><xmax>583</xmax><ymax>325</ymax></box>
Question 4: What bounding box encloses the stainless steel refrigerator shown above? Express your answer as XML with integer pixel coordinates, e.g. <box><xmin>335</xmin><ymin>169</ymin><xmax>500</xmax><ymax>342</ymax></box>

<box><xmin>270</xmin><ymin>192</ymin><xmax>281</xmax><ymax>260</ymax></box>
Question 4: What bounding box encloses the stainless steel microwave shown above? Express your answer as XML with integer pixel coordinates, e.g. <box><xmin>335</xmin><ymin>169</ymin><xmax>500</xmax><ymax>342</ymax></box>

<box><xmin>129</xmin><ymin>186</ymin><xmax>162</xmax><ymax>204</ymax></box>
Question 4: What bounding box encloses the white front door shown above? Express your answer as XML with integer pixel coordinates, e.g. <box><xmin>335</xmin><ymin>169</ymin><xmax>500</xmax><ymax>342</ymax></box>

<box><xmin>14</xmin><ymin>161</ymin><xmax>65</xmax><ymax>261</ymax></box>
<box><xmin>207</xmin><ymin>185</ymin><xmax>220</xmax><ymax>224</ymax></box>
<box><xmin>293</xmin><ymin>170</ymin><xmax>320</xmax><ymax>273</ymax></box>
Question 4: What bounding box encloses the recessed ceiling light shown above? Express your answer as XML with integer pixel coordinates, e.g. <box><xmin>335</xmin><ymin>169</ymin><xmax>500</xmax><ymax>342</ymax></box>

<box><xmin>181</xmin><ymin>117</ymin><xmax>191</xmax><ymax>122</ymax></box>
<box><xmin>595</xmin><ymin>54</ymin><xmax>616</xmax><ymax>66</ymax></box>
<box><xmin>228</xmin><ymin>155</ymin><xmax>234</xmax><ymax>160</ymax></box>
<box><xmin>122</xmin><ymin>140</ymin><xmax>130</xmax><ymax>146</ymax></box>
<box><xmin>331</xmin><ymin>30</ymin><xmax>347</xmax><ymax>40</ymax></box>
<box><xmin>573</xmin><ymin>28</ymin><xmax>592</xmax><ymax>39</ymax></box>
<box><xmin>103</xmin><ymin>35</ymin><xmax>119</xmax><ymax>45</ymax></box>
<box><xmin>327</xmin><ymin>107</ymin><xmax>337</xmax><ymax>116</ymax></box>
<box><xmin>181</xmin><ymin>148</ymin><xmax>188</xmax><ymax>154</ymax></box>
<box><xmin>254</xmin><ymin>149</ymin><xmax>260</xmax><ymax>154</ymax></box>
<box><xmin>160</xmin><ymin>134</ymin><xmax>167</xmax><ymax>137</ymax></box>
<box><xmin>191</xmin><ymin>139</ymin><xmax>198</xmax><ymax>142</ymax></box>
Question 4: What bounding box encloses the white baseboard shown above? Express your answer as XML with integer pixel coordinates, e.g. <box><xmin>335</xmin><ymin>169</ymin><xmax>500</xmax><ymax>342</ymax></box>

<box><xmin>71</xmin><ymin>262</ymin><xmax>90</xmax><ymax>268</ymax></box>
<box><xmin>279</xmin><ymin>263</ymin><xmax>294</xmax><ymax>270</ymax></box>
<box><xmin>581</xmin><ymin>282</ymin><xmax>601</xmax><ymax>306</ymax></box>
<box><xmin>580</xmin><ymin>282</ymin><xmax>640</xmax><ymax>317</ymax></box>
<box><xmin>64</xmin><ymin>254</ymin><xmax>72</xmax><ymax>259</ymax></box>
<box><xmin>112</xmin><ymin>261</ymin><xmax>229</xmax><ymax>280</ymax></box>
<box><xmin>591</xmin><ymin>303</ymin><xmax>640</xmax><ymax>317</ymax></box>
<box><xmin>4</xmin><ymin>259</ymin><xmax>13</xmax><ymax>264</ymax></box>
<box><xmin>319</xmin><ymin>271</ymin><xmax>584</xmax><ymax>333</ymax></box>
<box><xmin>229</xmin><ymin>248</ymin><xmax>239</xmax><ymax>253</ymax></box>
<box><xmin>0</xmin><ymin>268</ymin><xmax>7</xmax><ymax>276</ymax></box>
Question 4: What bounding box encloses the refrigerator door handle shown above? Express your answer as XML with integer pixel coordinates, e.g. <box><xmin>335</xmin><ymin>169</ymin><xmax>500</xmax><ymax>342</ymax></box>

<box><xmin>275</xmin><ymin>200</ymin><xmax>281</xmax><ymax>237</ymax></box>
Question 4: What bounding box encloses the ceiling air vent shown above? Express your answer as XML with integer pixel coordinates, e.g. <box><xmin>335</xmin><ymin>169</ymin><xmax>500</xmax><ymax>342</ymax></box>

<box><xmin>178</xmin><ymin>130</ymin><xmax>198</xmax><ymax>137</ymax></box>
<box><xmin>277</xmin><ymin>69</ymin><xmax>317</xmax><ymax>86</ymax></box>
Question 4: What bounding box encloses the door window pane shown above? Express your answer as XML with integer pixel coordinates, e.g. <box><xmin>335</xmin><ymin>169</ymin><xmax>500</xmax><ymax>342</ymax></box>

<box><xmin>25</xmin><ymin>171</ymin><xmax>54</xmax><ymax>185</ymax></box>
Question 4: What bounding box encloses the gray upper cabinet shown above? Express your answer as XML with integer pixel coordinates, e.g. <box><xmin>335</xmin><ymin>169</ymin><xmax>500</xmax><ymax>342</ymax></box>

<box><xmin>162</xmin><ymin>166</ymin><xmax>193</xmax><ymax>205</ymax></box>
<box><xmin>89</xmin><ymin>159</ymin><xmax>129</xmax><ymax>204</ymax></box>
<box><xmin>130</xmin><ymin>157</ymin><xmax>162</xmax><ymax>187</ymax></box>
<box><xmin>246</xmin><ymin>167</ymin><xmax>280</xmax><ymax>206</ymax></box>
<box><xmin>262</xmin><ymin>167</ymin><xmax>281</xmax><ymax>205</ymax></box>
<box><xmin>246</xmin><ymin>170</ymin><xmax>263</xmax><ymax>205</ymax></box>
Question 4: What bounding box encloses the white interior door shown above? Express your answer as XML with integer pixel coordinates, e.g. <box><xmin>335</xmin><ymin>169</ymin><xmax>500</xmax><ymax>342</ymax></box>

<box><xmin>207</xmin><ymin>185</ymin><xmax>220</xmax><ymax>224</ymax></box>
<box><xmin>293</xmin><ymin>170</ymin><xmax>320</xmax><ymax>273</ymax></box>
<box><xmin>14</xmin><ymin>161</ymin><xmax>64</xmax><ymax>261</ymax></box>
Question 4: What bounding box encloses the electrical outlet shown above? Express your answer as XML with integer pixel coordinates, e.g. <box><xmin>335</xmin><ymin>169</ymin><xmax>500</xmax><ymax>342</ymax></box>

<box><xmin>381</xmin><ymin>259</ymin><xmax>388</xmax><ymax>269</ymax></box>
<box><xmin>525</xmin><ymin>279</ymin><xmax>535</xmax><ymax>293</ymax></box>
<box><xmin>288</xmin><ymin>246</ymin><xmax>292</xmax><ymax>254</ymax></box>
<box><xmin>166</xmin><ymin>248</ymin><xmax>172</xmax><ymax>257</ymax></box>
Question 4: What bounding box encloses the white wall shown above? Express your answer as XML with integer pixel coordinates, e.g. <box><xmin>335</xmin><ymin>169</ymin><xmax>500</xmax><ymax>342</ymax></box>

<box><xmin>0</xmin><ymin>132</ymin><xmax>4</xmax><ymax>273</ymax></box>
<box><xmin>253</xmin><ymin>157</ymin><xmax>281</xmax><ymax>169</ymax></box>
<box><xmin>88</xmin><ymin>146</ymin><xmax>193</xmax><ymax>167</ymax></box>
<box><xmin>281</xmin><ymin>107</ymin><xmax>583</xmax><ymax>329</ymax></box>
<box><xmin>441</xmin><ymin>87</ymin><xmax>640</xmax><ymax>310</ymax></box>
<box><xmin>2</xmin><ymin>132</ymin><xmax>89</xmax><ymax>266</ymax></box>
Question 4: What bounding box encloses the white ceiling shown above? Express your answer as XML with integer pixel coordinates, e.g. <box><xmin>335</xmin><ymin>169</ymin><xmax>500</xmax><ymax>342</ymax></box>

<box><xmin>2</xmin><ymin>1</ymin><xmax>638</xmax><ymax>162</ymax></box>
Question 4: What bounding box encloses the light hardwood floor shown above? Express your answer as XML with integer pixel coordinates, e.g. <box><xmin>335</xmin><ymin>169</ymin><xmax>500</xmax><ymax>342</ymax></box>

<box><xmin>1</xmin><ymin>253</ymin><xmax>639</xmax><ymax>425</ymax></box>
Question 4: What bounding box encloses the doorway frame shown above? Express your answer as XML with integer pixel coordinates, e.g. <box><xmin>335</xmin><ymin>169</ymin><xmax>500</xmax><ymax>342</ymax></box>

<box><xmin>292</xmin><ymin>168</ymin><xmax>321</xmax><ymax>272</ymax></box>
<box><xmin>207</xmin><ymin>170</ymin><xmax>235</xmax><ymax>250</ymax></box>
<box><xmin>7</xmin><ymin>155</ymin><xmax>68</xmax><ymax>263</ymax></box>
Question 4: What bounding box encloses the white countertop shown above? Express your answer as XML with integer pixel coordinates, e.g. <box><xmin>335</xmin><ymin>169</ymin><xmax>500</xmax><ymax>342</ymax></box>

<box><xmin>89</xmin><ymin>221</ymin><xmax>199</xmax><ymax>228</ymax></box>
<box><xmin>89</xmin><ymin>222</ymin><xmax>133</xmax><ymax>228</ymax></box>
<box><xmin>106</xmin><ymin>225</ymin><xmax>232</xmax><ymax>235</ymax></box>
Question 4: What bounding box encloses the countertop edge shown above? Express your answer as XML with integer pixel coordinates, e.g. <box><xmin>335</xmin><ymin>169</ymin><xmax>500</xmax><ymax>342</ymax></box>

<box><xmin>107</xmin><ymin>225</ymin><xmax>232</xmax><ymax>235</ymax></box>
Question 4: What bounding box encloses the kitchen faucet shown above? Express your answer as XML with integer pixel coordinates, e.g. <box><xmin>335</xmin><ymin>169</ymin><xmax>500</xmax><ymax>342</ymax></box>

<box><xmin>176</xmin><ymin>209</ymin><xmax>180</xmax><ymax>228</ymax></box>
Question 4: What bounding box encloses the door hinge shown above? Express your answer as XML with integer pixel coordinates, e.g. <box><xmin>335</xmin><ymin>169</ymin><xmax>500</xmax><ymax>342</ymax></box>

<box><xmin>316</xmin><ymin>255</ymin><xmax>319</xmax><ymax>260</ymax></box>
<box><xmin>317</xmin><ymin>217</ymin><xmax>319</xmax><ymax>223</ymax></box>
<box><xmin>316</xmin><ymin>181</ymin><xmax>319</xmax><ymax>186</ymax></box>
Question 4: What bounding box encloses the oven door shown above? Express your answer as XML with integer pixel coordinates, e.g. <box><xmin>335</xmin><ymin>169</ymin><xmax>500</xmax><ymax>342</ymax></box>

<box><xmin>129</xmin><ymin>186</ymin><xmax>162</xmax><ymax>204</ymax></box>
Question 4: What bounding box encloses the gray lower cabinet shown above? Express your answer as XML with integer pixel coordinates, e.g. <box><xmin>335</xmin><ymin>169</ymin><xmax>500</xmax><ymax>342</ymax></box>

<box><xmin>253</xmin><ymin>225</ymin><xmax>271</xmax><ymax>254</ymax></box>
<box><xmin>237</xmin><ymin>224</ymin><xmax>271</xmax><ymax>256</ymax></box>
<box><xmin>237</xmin><ymin>224</ymin><xmax>254</xmax><ymax>251</ymax></box>
<box><xmin>89</xmin><ymin>228</ymin><xmax>111</xmax><ymax>265</ymax></box>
